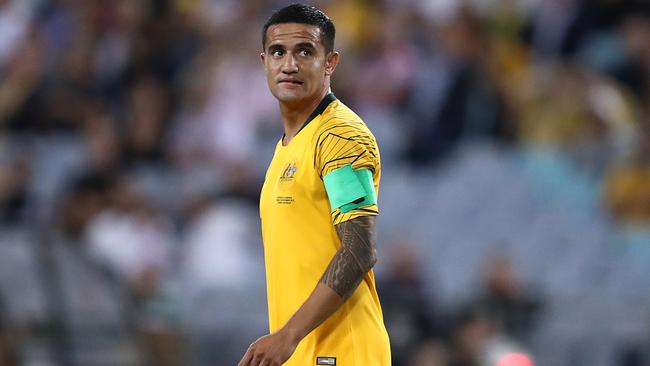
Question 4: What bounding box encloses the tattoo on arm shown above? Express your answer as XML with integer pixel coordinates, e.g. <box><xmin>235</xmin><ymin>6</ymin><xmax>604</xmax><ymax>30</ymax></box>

<box><xmin>320</xmin><ymin>216</ymin><xmax>377</xmax><ymax>299</ymax></box>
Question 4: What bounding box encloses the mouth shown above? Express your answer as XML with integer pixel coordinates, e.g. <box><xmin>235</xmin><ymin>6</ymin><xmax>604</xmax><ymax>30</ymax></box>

<box><xmin>278</xmin><ymin>79</ymin><xmax>304</xmax><ymax>86</ymax></box>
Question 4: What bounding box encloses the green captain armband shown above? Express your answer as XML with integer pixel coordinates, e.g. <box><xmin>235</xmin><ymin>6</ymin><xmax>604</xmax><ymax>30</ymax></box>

<box><xmin>323</xmin><ymin>164</ymin><xmax>377</xmax><ymax>213</ymax></box>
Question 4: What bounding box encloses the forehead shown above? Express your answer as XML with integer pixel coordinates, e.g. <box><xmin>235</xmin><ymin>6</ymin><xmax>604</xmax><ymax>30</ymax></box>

<box><xmin>265</xmin><ymin>23</ymin><xmax>323</xmax><ymax>49</ymax></box>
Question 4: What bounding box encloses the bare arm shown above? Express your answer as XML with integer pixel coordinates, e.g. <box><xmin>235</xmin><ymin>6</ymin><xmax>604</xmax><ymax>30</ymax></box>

<box><xmin>239</xmin><ymin>216</ymin><xmax>377</xmax><ymax>366</ymax></box>
<box><xmin>321</xmin><ymin>215</ymin><xmax>378</xmax><ymax>298</ymax></box>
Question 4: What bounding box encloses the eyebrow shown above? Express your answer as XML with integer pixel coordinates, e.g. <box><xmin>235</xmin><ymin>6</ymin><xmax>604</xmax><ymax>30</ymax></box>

<box><xmin>267</xmin><ymin>41</ymin><xmax>317</xmax><ymax>52</ymax></box>
<box><xmin>267</xmin><ymin>44</ymin><xmax>285</xmax><ymax>51</ymax></box>
<box><xmin>295</xmin><ymin>42</ymin><xmax>316</xmax><ymax>50</ymax></box>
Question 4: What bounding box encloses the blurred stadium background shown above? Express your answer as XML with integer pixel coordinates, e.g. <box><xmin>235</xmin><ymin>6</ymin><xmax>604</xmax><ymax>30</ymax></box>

<box><xmin>0</xmin><ymin>0</ymin><xmax>649</xmax><ymax>365</ymax></box>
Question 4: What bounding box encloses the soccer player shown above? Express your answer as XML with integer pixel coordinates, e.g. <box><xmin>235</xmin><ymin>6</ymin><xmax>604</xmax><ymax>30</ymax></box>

<box><xmin>238</xmin><ymin>3</ymin><xmax>391</xmax><ymax>366</ymax></box>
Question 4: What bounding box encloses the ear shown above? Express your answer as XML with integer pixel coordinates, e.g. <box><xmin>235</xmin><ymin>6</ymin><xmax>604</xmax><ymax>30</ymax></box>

<box><xmin>260</xmin><ymin>52</ymin><xmax>266</xmax><ymax>66</ymax></box>
<box><xmin>325</xmin><ymin>51</ymin><xmax>340</xmax><ymax>76</ymax></box>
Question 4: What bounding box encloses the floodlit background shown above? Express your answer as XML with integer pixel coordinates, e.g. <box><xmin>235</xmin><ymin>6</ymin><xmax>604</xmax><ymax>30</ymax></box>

<box><xmin>0</xmin><ymin>0</ymin><xmax>649</xmax><ymax>365</ymax></box>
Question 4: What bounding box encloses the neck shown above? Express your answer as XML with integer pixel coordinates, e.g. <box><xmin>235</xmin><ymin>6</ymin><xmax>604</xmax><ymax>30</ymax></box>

<box><xmin>280</xmin><ymin>88</ymin><xmax>329</xmax><ymax>145</ymax></box>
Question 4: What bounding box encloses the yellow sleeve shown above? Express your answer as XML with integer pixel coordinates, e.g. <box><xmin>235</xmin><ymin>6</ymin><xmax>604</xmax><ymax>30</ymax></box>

<box><xmin>314</xmin><ymin>118</ymin><xmax>381</xmax><ymax>225</ymax></box>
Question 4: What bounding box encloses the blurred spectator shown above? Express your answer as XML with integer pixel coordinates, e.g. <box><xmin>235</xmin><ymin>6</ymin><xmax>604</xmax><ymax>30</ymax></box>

<box><xmin>461</xmin><ymin>255</ymin><xmax>543</xmax><ymax>342</ymax></box>
<box><xmin>448</xmin><ymin>308</ymin><xmax>494</xmax><ymax>366</ymax></box>
<box><xmin>82</xmin><ymin>174</ymin><xmax>180</xmax><ymax>364</ymax></box>
<box><xmin>0</xmin><ymin>157</ymin><xmax>29</xmax><ymax>225</ymax></box>
<box><xmin>378</xmin><ymin>243</ymin><xmax>443</xmax><ymax>366</ymax></box>
<box><xmin>178</xmin><ymin>193</ymin><xmax>260</xmax><ymax>294</ymax></box>
<box><xmin>83</xmin><ymin>175</ymin><xmax>173</xmax><ymax>293</ymax></box>
<box><xmin>524</xmin><ymin>0</ymin><xmax>594</xmax><ymax>60</ymax></box>
<box><xmin>80</xmin><ymin>103</ymin><xmax>123</xmax><ymax>174</ymax></box>
<box><xmin>514</xmin><ymin>63</ymin><xmax>638</xmax><ymax>176</ymax></box>
<box><xmin>345</xmin><ymin>7</ymin><xmax>415</xmax><ymax>111</ymax></box>
<box><xmin>409</xmin><ymin>339</ymin><xmax>449</xmax><ymax>366</ymax></box>
<box><xmin>447</xmin><ymin>308</ymin><xmax>530</xmax><ymax>366</ymax></box>
<box><xmin>0</xmin><ymin>30</ymin><xmax>47</xmax><ymax>132</ymax></box>
<box><xmin>403</xmin><ymin>6</ymin><xmax>510</xmax><ymax>164</ymax></box>
<box><xmin>168</xmin><ymin>31</ymin><xmax>275</xmax><ymax>170</ymax></box>
<box><xmin>173</xmin><ymin>181</ymin><xmax>264</xmax><ymax>365</ymax></box>
<box><xmin>604</xmin><ymin>128</ymin><xmax>650</xmax><ymax>227</ymax></box>
<box><xmin>123</xmin><ymin>75</ymin><xmax>171</xmax><ymax>165</ymax></box>
<box><xmin>58</xmin><ymin>171</ymin><xmax>112</xmax><ymax>238</ymax></box>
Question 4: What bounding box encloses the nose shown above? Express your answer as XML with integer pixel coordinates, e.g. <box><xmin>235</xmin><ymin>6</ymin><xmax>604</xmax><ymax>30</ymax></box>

<box><xmin>281</xmin><ymin>53</ymin><xmax>298</xmax><ymax>74</ymax></box>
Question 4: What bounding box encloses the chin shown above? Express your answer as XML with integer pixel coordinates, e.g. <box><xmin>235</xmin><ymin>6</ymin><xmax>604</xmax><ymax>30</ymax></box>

<box><xmin>274</xmin><ymin>92</ymin><xmax>306</xmax><ymax>104</ymax></box>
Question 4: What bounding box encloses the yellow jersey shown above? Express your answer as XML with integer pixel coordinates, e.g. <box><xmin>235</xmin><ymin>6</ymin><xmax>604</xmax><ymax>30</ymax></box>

<box><xmin>260</xmin><ymin>94</ymin><xmax>391</xmax><ymax>365</ymax></box>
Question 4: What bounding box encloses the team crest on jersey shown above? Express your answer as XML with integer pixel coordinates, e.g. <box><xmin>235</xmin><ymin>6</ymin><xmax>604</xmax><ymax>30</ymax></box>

<box><xmin>280</xmin><ymin>163</ymin><xmax>297</xmax><ymax>181</ymax></box>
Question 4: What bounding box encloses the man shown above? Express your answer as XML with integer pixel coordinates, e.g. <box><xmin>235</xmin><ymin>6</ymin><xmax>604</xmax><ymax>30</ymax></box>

<box><xmin>239</xmin><ymin>4</ymin><xmax>391</xmax><ymax>366</ymax></box>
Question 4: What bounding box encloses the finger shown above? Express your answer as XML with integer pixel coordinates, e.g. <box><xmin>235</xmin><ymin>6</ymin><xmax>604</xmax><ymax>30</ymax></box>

<box><xmin>239</xmin><ymin>348</ymin><xmax>253</xmax><ymax>366</ymax></box>
<box><xmin>252</xmin><ymin>352</ymin><xmax>264</xmax><ymax>366</ymax></box>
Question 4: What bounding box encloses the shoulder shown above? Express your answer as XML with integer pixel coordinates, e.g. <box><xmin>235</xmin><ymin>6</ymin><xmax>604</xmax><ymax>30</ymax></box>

<box><xmin>313</xmin><ymin>100</ymin><xmax>380</xmax><ymax>176</ymax></box>
<box><xmin>314</xmin><ymin>100</ymin><xmax>377</xmax><ymax>146</ymax></box>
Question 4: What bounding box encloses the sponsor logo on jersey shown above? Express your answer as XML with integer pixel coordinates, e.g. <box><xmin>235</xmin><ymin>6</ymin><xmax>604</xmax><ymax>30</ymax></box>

<box><xmin>316</xmin><ymin>357</ymin><xmax>336</xmax><ymax>365</ymax></box>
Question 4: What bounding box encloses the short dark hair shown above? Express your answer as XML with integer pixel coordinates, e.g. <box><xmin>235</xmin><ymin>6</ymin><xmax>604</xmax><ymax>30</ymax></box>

<box><xmin>262</xmin><ymin>3</ymin><xmax>336</xmax><ymax>53</ymax></box>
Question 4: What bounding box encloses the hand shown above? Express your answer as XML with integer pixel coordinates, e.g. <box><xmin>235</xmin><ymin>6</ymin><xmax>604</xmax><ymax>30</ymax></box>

<box><xmin>238</xmin><ymin>328</ymin><xmax>299</xmax><ymax>366</ymax></box>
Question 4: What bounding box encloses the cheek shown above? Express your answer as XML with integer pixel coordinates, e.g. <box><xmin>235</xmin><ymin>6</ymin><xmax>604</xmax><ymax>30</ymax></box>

<box><xmin>264</xmin><ymin>64</ymin><xmax>279</xmax><ymax>81</ymax></box>
<box><xmin>306</xmin><ymin>62</ymin><xmax>326</xmax><ymax>79</ymax></box>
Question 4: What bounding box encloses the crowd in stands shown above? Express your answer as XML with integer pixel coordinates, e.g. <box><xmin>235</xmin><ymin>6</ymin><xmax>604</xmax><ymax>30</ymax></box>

<box><xmin>0</xmin><ymin>0</ymin><xmax>649</xmax><ymax>365</ymax></box>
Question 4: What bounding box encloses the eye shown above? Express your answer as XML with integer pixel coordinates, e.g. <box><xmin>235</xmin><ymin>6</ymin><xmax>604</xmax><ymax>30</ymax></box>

<box><xmin>299</xmin><ymin>48</ymin><xmax>312</xmax><ymax>57</ymax></box>
<box><xmin>272</xmin><ymin>49</ymin><xmax>284</xmax><ymax>57</ymax></box>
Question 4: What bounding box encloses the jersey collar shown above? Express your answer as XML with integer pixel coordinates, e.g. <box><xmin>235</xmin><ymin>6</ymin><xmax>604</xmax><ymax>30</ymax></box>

<box><xmin>301</xmin><ymin>92</ymin><xmax>337</xmax><ymax>131</ymax></box>
<box><xmin>281</xmin><ymin>93</ymin><xmax>337</xmax><ymax>145</ymax></box>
